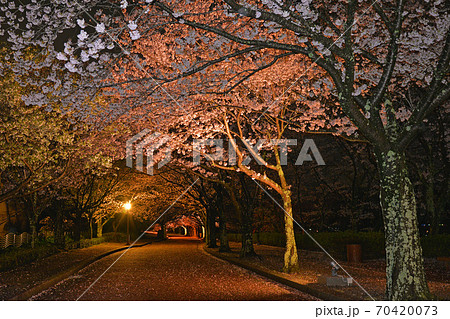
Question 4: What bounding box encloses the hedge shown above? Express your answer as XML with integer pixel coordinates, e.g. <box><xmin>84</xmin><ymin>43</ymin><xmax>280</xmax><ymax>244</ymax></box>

<box><xmin>0</xmin><ymin>232</ymin><xmax>128</xmax><ymax>272</ymax></box>
<box><xmin>0</xmin><ymin>244</ymin><xmax>59</xmax><ymax>272</ymax></box>
<box><xmin>227</xmin><ymin>232</ymin><xmax>450</xmax><ymax>259</ymax></box>
<box><xmin>421</xmin><ymin>234</ymin><xmax>450</xmax><ymax>258</ymax></box>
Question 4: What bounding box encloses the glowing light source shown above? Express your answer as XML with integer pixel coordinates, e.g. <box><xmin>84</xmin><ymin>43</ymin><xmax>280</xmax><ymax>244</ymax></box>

<box><xmin>124</xmin><ymin>202</ymin><xmax>131</xmax><ymax>210</ymax></box>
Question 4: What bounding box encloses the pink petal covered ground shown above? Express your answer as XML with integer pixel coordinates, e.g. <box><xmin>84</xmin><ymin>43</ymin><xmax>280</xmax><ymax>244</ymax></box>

<box><xmin>29</xmin><ymin>238</ymin><xmax>318</xmax><ymax>301</ymax></box>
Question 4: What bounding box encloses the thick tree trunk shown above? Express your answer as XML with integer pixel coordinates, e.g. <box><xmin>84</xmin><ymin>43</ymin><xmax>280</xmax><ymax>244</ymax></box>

<box><xmin>89</xmin><ymin>218</ymin><xmax>94</xmax><ymax>239</ymax></box>
<box><xmin>276</xmin><ymin>161</ymin><xmax>300</xmax><ymax>273</ymax></box>
<box><xmin>282</xmin><ymin>194</ymin><xmax>300</xmax><ymax>273</ymax></box>
<box><xmin>377</xmin><ymin>149</ymin><xmax>431</xmax><ymax>300</ymax></box>
<box><xmin>216</xmin><ymin>187</ymin><xmax>230</xmax><ymax>252</ymax></box>
<box><xmin>219</xmin><ymin>221</ymin><xmax>230</xmax><ymax>252</ymax></box>
<box><xmin>54</xmin><ymin>207</ymin><xmax>65</xmax><ymax>248</ymax></box>
<box><xmin>97</xmin><ymin>219</ymin><xmax>103</xmax><ymax>238</ymax></box>
<box><xmin>73</xmin><ymin>211</ymin><xmax>82</xmax><ymax>248</ymax></box>
<box><xmin>222</xmin><ymin>181</ymin><xmax>256</xmax><ymax>256</ymax></box>
<box><xmin>157</xmin><ymin>219</ymin><xmax>167</xmax><ymax>240</ymax></box>
<box><xmin>205</xmin><ymin>208</ymin><xmax>217</xmax><ymax>248</ymax></box>
<box><xmin>161</xmin><ymin>220</ymin><xmax>166</xmax><ymax>239</ymax></box>
<box><xmin>218</xmin><ymin>209</ymin><xmax>230</xmax><ymax>252</ymax></box>
<box><xmin>29</xmin><ymin>193</ymin><xmax>39</xmax><ymax>248</ymax></box>
<box><xmin>30</xmin><ymin>215</ymin><xmax>38</xmax><ymax>249</ymax></box>
<box><xmin>240</xmin><ymin>209</ymin><xmax>256</xmax><ymax>257</ymax></box>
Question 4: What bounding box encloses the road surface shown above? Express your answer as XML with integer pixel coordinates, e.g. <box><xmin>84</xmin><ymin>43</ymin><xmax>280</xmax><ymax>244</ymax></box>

<box><xmin>32</xmin><ymin>237</ymin><xmax>317</xmax><ymax>300</ymax></box>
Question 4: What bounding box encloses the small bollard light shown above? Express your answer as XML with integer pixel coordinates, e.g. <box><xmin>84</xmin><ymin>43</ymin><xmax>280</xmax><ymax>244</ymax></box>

<box><xmin>317</xmin><ymin>261</ymin><xmax>353</xmax><ymax>287</ymax></box>
<box><xmin>331</xmin><ymin>261</ymin><xmax>340</xmax><ymax>276</ymax></box>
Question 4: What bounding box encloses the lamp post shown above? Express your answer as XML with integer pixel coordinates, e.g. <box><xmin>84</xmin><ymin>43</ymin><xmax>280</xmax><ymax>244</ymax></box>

<box><xmin>124</xmin><ymin>202</ymin><xmax>131</xmax><ymax>245</ymax></box>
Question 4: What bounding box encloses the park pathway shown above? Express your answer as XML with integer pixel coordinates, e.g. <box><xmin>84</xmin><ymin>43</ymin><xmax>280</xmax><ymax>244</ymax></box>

<box><xmin>31</xmin><ymin>237</ymin><xmax>317</xmax><ymax>300</ymax></box>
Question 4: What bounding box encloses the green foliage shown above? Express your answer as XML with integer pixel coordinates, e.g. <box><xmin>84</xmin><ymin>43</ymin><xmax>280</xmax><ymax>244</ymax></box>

<box><xmin>228</xmin><ymin>232</ymin><xmax>450</xmax><ymax>259</ymax></box>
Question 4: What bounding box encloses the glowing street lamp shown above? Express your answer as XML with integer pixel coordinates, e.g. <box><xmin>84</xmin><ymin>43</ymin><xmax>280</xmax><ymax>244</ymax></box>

<box><xmin>124</xmin><ymin>202</ymin><xmax>131</xmax><ymax>245</ymax></box>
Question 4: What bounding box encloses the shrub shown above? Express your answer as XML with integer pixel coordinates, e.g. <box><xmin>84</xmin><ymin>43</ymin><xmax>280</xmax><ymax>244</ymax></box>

<box><xmin>102</xmin><ymin>232</ymin><xmax>127</xmax><ymax>243</ymax></box>
<box><xmin>255</xmin><ymin>232</ymin><xmax>286</xmax><ymax>247</ymax></box>
<box><xmin>226</xmin><ymin>233</ymin><xmax>241</xmax><ymax>243</ymax></box>
<box><xmin>421</xmin><ymin>234</ymin><xmax>450</xmax><ymax>257</ymax></box>
<box><xmin>0</xmin><ymin>232</ymin><xmax>130</xmax><ymax>272</ymax></box>
<box><xmin>227</xmin><ymin>231</ymin><xmax>449</xmax><ymax>260</ymax></box>
<box><xmin>295</xmin><ymin>231</ymin><xmax>385</xmax><ymax>260</ymax></box>
<box><xmin>0</xmin><ymin>244</ymin><xmax>59</xmax><ymax>272</ymax></box>
<box><xmin>63</xmin><ymin>232</ymin><xmax>128</xmax><ymax>249</ymax></box>
<box><xmin>64</xmin><ymin>237</ymin><xmax>104</xmax><ymax>250</ymax></box>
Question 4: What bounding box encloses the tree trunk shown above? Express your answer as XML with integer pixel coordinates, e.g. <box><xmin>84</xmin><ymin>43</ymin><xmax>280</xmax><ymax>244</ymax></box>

<box><xmin>205</xmin><ymin>208</ymin><xmax>217</xmax><ymax>248</ymax></box>
<box><xmin>97</xmin><ymin>218</ymin><xmax>103</xmax><ymax>238</ymax></box>
<box><xmin>54</xmin><ymin>206</ymin><xmax>65</xmax><ymax>248</ymax></box>
<box><xmin>219</xmin><ymin>228</ymin><xmax>230</xmax><ymax>251</ymax></box>
<box><xmin>157</xmin><ymin>218</ymin><xmax>166</xmax><ymax>240</ymax></box>
<box><xmin>89</xmin><ymin>218</ymin><xmax>94</xmax><ymax>239</ymax></box>
<box><xmin>73</xmin><ymin>211</ymin><xmax>82</xmax><ymax>248</ymax></box>
<box><xmin>282</xmin><ymin>193</ymin><xmax>300</xmax><ymax>273</ymax></box>
<box><xmin>377</xmin><ymin>149</ymin><xmax>431</xmax><ymax>300</ymax></box>
<box><xmin>113</xmin><ymin>220</ymin><xmax>118</xmax><ymax>239</ymax></box>
<box><xmin>219</xmin><ymin>215</ymin><xmax>230</xmax><ymax>252</ymax></box>
<box><xmin>29</xmin><ymin>193</ymin><xmax>39</xmax><ymax>248</ymax></box>
<box><xmin>217</xmin><ymin>187</ymin><xmax>230</xmax><ymax>252</ymax></box>
<box><xmin>275</xmin><ymin>161</ymin><xmax>300</xmax><ymax>273</ymax></box>
<box><xmin>161</xmin><ymin>219</ymin><xmax>166</xmax><ymax>239</ymax></box>
<box><xmin>30</xmin><ymin>215</ymin><xmax>38</xmax><ymax>249</ymax></box>
<box><xmin>6</xmin><ymin>201</ymin><xmax>11</xmax><ymax>225</ymax></box>
<box><xmin>240</xmin><ymin>209</ymin><xmax>256</xmax><ymax>257</ymax></box>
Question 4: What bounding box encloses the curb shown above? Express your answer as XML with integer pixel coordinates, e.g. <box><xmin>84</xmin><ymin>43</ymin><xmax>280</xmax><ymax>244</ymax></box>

<box><xmin>204</xmin><ymin>246</ymin><xmax>346</xmax><ymax>301</ymax></box>
<box><xmin>9</xmin><ymin>241</ymin><xmax>151</xmax><ymax>301</ymax></box>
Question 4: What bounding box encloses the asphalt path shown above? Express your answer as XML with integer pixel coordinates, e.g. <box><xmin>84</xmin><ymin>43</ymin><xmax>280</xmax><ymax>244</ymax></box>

<box><xmin>31</xmin><ymin>237</ymin><xmax>317</xmax><ymax>301</ymax></box>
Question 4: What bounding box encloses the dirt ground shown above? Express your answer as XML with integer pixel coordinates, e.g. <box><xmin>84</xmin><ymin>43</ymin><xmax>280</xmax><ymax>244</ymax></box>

<box><xmin>0</xmin><ymin>242</ymin><xmax>128</xmax><ymax>300</ymax></box>
<box><xmin>213</xmin><ymin>241</ymin><xmax>449</xmax><ymax>301</ymax></box>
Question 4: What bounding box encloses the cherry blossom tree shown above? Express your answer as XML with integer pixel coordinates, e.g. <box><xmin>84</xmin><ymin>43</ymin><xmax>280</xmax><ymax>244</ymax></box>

<box><xmin>116</xmin><ymin>0</ymin><xmax>448</xmax><ymax>299</ymax></box>
<box><xmin>2</xmin><ymin>0</ymin><xmax>449</xmax><ymax>300</ymax></box>
<box><xmin>166</xmin><ymin>215</ymin><xmax>202</xmax><ymax>236</ymax></box>
<box><xmin>0</xmin><ymin>48</ymin><xmax>76</xmax><ymax>203</ymax></box>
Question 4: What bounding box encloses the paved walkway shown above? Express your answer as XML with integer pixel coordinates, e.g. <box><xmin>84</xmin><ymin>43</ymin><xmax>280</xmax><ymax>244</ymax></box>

<box><xmin>0</xmin><ymin>242</ymin><xmax>128</xmax><ymax>300</ymax></box>
<box><xmin>29</xmin><ymin>237</ymin><xmax>317</xmax><ymax>300</ymax></box>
